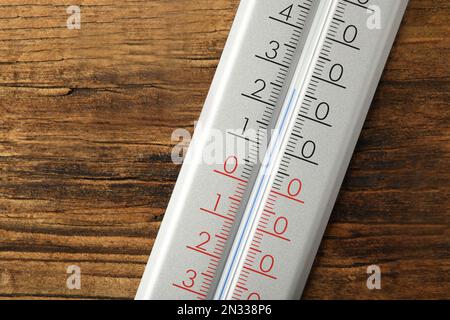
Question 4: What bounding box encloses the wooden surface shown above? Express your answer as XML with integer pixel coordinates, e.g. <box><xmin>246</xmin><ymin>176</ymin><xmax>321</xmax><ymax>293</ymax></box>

<box><xmin>0</xmin><ymin>0</ymin><xmax>448</xmax><ymax>300</ymax></box>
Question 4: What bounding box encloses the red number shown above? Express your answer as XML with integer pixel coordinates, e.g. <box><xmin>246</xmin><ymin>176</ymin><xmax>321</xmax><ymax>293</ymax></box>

<box><xmin>259</xmin><ymin>255</ymin><xmax>275</xmax><ymax>273</ymax></box>
<box><xmin>182</xmin><ymin>269</ymin><xmax>197</xmax><ymax>288</ymax></box>
<box><xmin>214</xmin><ymin>193</ymin><xmax>221</xmax><ymax>211</ymax></box>
<box><xmin>247</xmin><ymin>292</ymin><xmax>261</xmax><ymax>300</ymax></box>
<box><xmin>224</xmin><ymin>155</ymin><xmax>238</xmax><ymax>174</ymax></box>
<box><xmin>288</xmin><ymin>178</ymin><xmax>302</xmax><ymax>197</ymax></box>
<box><xmin>195</xmin><ymin>232</ymin><xmax>211</xmax><ymax>251</ymax></box>
<box><xmin>274</xmin><ymin>217</ymin><xmax>288</xmax><ymax>235</ymax></box>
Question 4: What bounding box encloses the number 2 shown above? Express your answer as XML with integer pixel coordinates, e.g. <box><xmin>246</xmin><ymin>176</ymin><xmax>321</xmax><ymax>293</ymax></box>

<box><xmin>195</xmin><ymin>232</ymin><xmax>211</xmax><ymax>251</ymax></box>
<box><xmin>251</xmin><ymin>79</ymin><xmax>266</xmax><ymax>99</ymax></box>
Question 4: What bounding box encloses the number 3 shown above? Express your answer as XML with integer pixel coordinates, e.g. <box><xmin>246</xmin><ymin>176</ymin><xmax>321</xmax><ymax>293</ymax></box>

<box><xmin>182</xmin><ymin>269</ymin><xmax>197</xmax><ymax>288</ymax></box>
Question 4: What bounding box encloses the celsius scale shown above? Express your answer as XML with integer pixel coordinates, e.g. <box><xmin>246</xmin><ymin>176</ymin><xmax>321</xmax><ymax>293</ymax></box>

<box><xmin>136</xmin><ymin>0</ymin><xmax>409</xmax><ymax>300</ymax></box>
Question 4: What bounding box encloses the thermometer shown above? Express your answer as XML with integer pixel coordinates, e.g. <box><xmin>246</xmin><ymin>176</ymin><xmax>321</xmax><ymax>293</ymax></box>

<box><xmin>136</xmin><ymin>0</ymin><xmax>409</xmax><ymax>300</ymax></box>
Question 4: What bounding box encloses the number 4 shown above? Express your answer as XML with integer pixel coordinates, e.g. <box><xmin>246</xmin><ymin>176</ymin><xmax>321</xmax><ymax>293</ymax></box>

<box><xmin>279</xmin><ymin>4</ymin><xmax>293</xmax><ymax>21</ymax></box>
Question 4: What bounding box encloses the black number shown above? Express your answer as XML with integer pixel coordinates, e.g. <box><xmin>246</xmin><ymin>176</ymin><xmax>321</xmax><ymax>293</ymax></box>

<box><xmin>265</xmin><ymin>40</ymin><xmax>280</xmax><ymax>60</ymax></box>
<box><xmin>301</xmin><ymin>141</ymin><xmax>316</xmax><ymax>159</ymax></box>
<box><xmin>343</xmin><ymin>25</ymin><xmax>358</xmax><ymax>43</ymax></box>
<box><xmin>242</xmin><ymin>117</ymin><xmax>249</xmax><ymax>134</ymax></box>
<box><xmin>315</xmin><ymin>102</ymin><xmax>330</xmax><ymax>121</ymax></box>
<box><xmin>329</xmin><ymin>64</ymin><xmax>344</xmax><ymax>82</ymax></box>
<box><xmin>251</xmin><ymin>79</ymin><xmax>266</xmax><ymax>99</ymax></box>
<box><xmin>279</xmin><ymin>4</ymin><xmax>293</xmax><ymax>21</ymax></box>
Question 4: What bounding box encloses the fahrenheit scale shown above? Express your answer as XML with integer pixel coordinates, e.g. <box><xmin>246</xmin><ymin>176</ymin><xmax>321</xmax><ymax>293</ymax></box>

<box><xmin>136</xmin><ymin>0</ymin><xmax>409</xmax><ymax>300</ymax></box>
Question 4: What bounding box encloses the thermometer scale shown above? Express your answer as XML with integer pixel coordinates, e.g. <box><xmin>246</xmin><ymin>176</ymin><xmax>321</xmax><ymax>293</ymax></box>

<box><xmin>136</xmin><ymin>0</ymin><xmax>409</xmax><ymax>300</ymax></box>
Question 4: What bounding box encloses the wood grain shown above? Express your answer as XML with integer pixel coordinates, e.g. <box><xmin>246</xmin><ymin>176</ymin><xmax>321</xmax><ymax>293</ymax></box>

<box><xmin>0</xmin><ymin>0</ymin><xmax>448</xmax><ymax>300</ymax></box>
